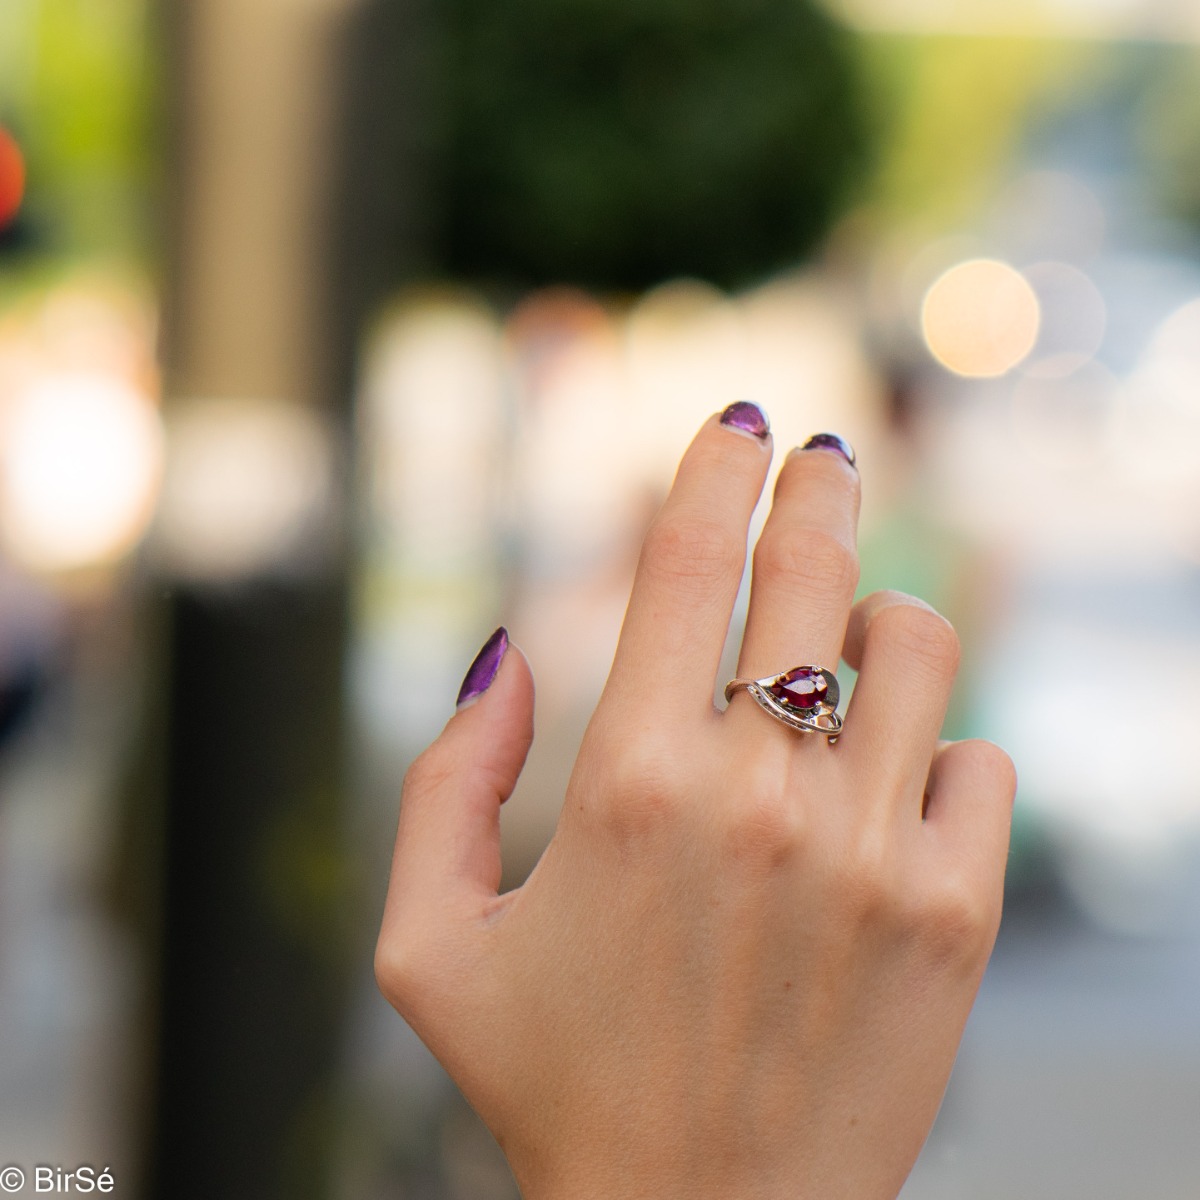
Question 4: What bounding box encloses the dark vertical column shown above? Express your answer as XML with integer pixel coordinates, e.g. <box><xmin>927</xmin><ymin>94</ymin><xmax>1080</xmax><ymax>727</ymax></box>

<box><xmin>325</xmin><ymin>0</ymin><xmax>442</xmax><ymax>386</ymax></box>
<box><xmin>142</xmin><ymin>0</ymin><xmax>429</xmax><ymax>1195</ymax></box>
<box><xmin>149</xmin><ymin>585</ymin><xmax>350</xmax><ymax>1200</ymax></box>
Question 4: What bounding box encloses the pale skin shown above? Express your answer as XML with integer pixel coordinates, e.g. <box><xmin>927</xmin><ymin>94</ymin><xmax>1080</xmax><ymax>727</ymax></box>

<box><xmin>375</xmin><ymin>411</ymin><xmax>1017</xmax><ymax>1200</ymax></box>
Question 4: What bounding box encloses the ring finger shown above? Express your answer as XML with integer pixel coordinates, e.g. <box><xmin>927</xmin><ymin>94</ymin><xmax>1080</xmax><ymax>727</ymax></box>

<box><xmin>730</xmin><ymin>434</ymin><xmax>860</xmax><ymax>727</ymax></box>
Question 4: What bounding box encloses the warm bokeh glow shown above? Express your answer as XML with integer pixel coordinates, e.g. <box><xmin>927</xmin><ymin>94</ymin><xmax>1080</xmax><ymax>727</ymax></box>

<box><xmin>624</xmin><ymin>280</ymin><xmax>747</xmax><ymax>479</ymax></box>
<box><xmin>0</xmin><ymin>371</ymin><xmax>163</xmax><ymax>571</ymax></box>
<box><xmin>921</xmin><ymin>258</ymin><xmax>1040</xmax><ymax>377</ymax></box>
<box><xmin>155</xmin><ymin>398</ymin><xmax>334</xmax><ymax>582</ymax></box>
<box><xmin>0</xmin><ymin>127</ymin><xmax>24</xmax><ymax>229</ymax></box>
<box><xmin>365</xmin><ymin>298</ymin><xmax>506</xmax><ymax>570</ymax></box>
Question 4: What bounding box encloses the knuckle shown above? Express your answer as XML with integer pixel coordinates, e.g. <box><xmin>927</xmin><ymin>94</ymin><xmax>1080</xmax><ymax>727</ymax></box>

<box><xmin>754</xmin><ymin>526</ymin><xmax>858</xmax><ymax>601</ymax></box>
<box><xmin>639</xmin><ymin>512</ymin><xmax>743</xmax><ymax>595</ymax></box>
<box><xmin>876</xmin><ymin>603</ymin><xmax>961</xmax><ymax>678</ymax></box>
<box><xmin>374</xmin><ymin>928</ymin><xmax>423</xmax><ymax>1008</ymax></box>
<box><xmin>722</xmin><ymin>787</ymin><xmax>805</xmax><ymax>871</ymax></box>
<box><xmin>376</xmin><ymin>921</ymin><xmax>468</xmax><ymax>1029</ymax></box>
<box><xmin>595</xmin><ymin>728</ymin><xmax>686</xmax><ymax>837</ymax></box>
<box><xmin>970</xmin><ymin>739</ymin><xmax>1019</xmax><ymax>799</ymax></box>
<box><xmin>914</xmin><ymin>874</ymin><xmax>999</xmax><ymax>964</ymax></box>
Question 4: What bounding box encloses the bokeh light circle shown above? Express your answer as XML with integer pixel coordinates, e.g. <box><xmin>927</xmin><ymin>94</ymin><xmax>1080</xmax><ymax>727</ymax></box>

<box><xmin>1009</xmin><ymin>360</ymin><xmax>1124</xmax><ymax>471</ymax></box>
<box><xmin>1022</xmin><ymin>261</ymin><xmax>1107</xmax><ymax>378</ymax></box>
<box><xmin>1</xmin><ymin>371</ymin><xmax>164</xmax><ymax>571</ymax></box>
<box><xmin>156</xmin><ymin>398</ymin><xmax>334</xmax><ymax>582</ymax></box>
<box><xmin>1149</xmin><ymin>296</ymin><xmax>1200</xmax><ymax>361</ymax></box>
<box><xmin>921</xmin><ymin>258</ymin><xmax>1040</xmax><ymax>378</ymax></box>
<box><xmin>0</xmin><ymin>127</ymin><xmax>26</xmax><ymax>229</ymax></box>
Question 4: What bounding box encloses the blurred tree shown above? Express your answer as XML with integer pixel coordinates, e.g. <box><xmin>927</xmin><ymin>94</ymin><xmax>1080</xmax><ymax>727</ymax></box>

<box><xmin>1137</xmin><ymin>46</ymin><xmax>1200</xmax><ymax>231</ymax></box>
<box><xmin>436</xmin><ymin>0</ymin><xmax>872</xmax><ymax>291</ymax></box>
<box><xmin>858</xmin><ymin>36</ymin><xmax>1093</xmax><ymax>228</ymax></box>
<box><xmin>0</xmin><ymin>0</ymin><xmax>154</xmax><ymax>261</ymax></box>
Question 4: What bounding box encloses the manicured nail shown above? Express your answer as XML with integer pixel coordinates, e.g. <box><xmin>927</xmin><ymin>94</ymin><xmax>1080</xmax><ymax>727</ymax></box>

<box><xmin>719</xmin><ymin>400</ymin><xmax>770</xmax><ymax>440</ymax></box>
<box><xmin>456</xmin><ymin>627</ymin><xmax>508</xmax><ymax>709</ymax></box>
<box><xmin>800</xmin><ymin>432</ymin><xmax>856</xmax><ymax>468</ymax></box>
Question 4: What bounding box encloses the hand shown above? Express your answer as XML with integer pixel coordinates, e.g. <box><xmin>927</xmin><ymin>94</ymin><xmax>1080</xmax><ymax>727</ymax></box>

<box><xmin>375</xmin><ymin>406</ymin><xmax>1016</xmax><ymax>1200</ymax></box>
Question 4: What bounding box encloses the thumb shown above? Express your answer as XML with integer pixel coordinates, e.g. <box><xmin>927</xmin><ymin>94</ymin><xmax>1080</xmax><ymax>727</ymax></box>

<box><xmin>383</xmin><ymin>628</ymin><xmax>534</xmax><ymax>919</ymax></box>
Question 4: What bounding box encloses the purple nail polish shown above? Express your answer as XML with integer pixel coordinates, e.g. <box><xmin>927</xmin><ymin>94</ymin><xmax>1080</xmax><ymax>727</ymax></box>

<box><xmin>719</xmin><ymin>400</ymin><xmax>770</xmax><ymax>440</ymax></box>
<box><xmin>456</xmin><ymin>627</ymin><xmax>508</xmax><ymax>709</ymax></box>
<box><xmin>800</xmin><ymin>432</ymin><xmax>856</xmax><ymax>468</ymax></box>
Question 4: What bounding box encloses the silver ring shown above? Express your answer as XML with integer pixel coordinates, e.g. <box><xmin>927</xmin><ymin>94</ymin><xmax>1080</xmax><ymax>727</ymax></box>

<box><xmin>724</xmin><ymin>665</ymin><xmax>843</xmax><ymax>739</ymax></box>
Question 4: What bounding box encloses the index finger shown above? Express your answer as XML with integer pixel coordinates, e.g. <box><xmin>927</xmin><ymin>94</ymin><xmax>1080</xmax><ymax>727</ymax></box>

<box><xmin>602</xmin><ymin>403</ymin><xmax>773</xmax><ymax>719</ymax></box>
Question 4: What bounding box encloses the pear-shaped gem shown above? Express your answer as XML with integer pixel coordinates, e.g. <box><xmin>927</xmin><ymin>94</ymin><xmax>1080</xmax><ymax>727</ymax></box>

<box><xmin>769</xmin><ymin>666</ymin><xmax>828</xmax><ymax>711</ymax></box>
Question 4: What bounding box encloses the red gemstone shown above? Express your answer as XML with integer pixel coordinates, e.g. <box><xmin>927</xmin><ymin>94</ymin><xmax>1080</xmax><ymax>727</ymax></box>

<box><xmin>769</xmin><ymin>666</ymin><xmax>827</xmax><ymax>710</ymax></box>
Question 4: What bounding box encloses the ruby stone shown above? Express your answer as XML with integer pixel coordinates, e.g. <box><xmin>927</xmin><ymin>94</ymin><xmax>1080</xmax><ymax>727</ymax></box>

<box><xmin>769</xmin><ymin>666</ymin><xmax>827</xmax><ymax>710</ymax></box>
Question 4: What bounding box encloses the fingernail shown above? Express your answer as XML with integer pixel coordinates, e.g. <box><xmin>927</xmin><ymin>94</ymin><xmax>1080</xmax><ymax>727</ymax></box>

<box><xmin>800</xmin><ymin>432</ymin><xmax>856</xmax><ymax>468</ymax></box>
<box><xmin>719</xmin><ymin>400</ymin><xmax>770</xmax><ymax>440</ymax></box>
<box><xmin>456</xmin><ymin>627</ymin><xmax>508</xmax><ymax>709</ymax></box>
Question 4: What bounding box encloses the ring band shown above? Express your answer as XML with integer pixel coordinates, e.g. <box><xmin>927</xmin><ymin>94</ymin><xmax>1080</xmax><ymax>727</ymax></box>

<box><xmin>724</xmin><ymin>665</ymin><xmax>843</xmax><ymax>739</ymax></box>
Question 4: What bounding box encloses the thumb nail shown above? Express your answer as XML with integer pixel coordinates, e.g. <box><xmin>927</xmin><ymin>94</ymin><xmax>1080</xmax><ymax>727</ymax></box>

<box><xmin>456</xmin><ymin>627</ymin><xmax>509</xmax><ymax>709</ymax></box>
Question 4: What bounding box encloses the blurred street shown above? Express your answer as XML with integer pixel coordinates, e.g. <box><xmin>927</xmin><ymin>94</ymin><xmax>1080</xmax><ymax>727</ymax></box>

<box><xmin>3</xmin><ymin>0</ymin><xmax>1200</xmax><ymax>1196</ymax></box>
<box><xmin>906</xmin><ymin>879</ymin><xmax>1200</xmax><ymax>1200</ymax></box>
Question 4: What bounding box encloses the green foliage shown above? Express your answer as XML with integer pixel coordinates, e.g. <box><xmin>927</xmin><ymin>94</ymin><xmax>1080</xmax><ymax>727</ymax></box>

<box><xmin>856</xmin><ymin>35</ymin><xmax>1098</xmax><ymax>229</ymax></box>
<box><xmin>1137</xmin><ymin>47</ymin><xmax>1200</xmax><ymax>231</ymax></box>
<box><xmin>0</xmin><ymin>0</ymin><xmax>155</xmax><ymax>260</ymax></box>
<box><xmin>436</xmin><ymin>0</ymin><xmax>873</xmax><ymax>291</ymax></box>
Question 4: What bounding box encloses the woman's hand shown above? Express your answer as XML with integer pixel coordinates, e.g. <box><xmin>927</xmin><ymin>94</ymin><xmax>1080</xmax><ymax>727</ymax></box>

<box><xmin>375</xmin><ymin>405</ymin><xmax>1016</xmax><ymax>1200</ymax></box>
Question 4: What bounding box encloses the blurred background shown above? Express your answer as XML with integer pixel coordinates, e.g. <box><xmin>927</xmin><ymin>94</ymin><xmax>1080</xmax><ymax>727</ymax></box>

<box><xmin>0</xmin><ymin>0</ymin><xmax>1198</xmax><ymax>1196</ymax></box>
